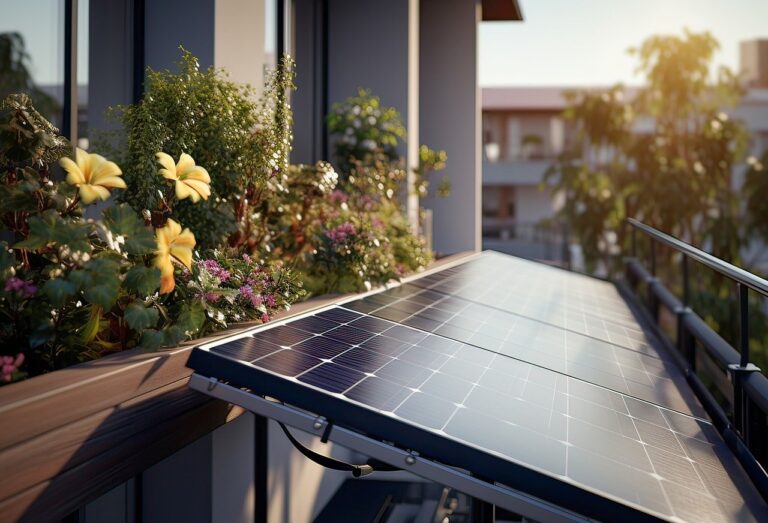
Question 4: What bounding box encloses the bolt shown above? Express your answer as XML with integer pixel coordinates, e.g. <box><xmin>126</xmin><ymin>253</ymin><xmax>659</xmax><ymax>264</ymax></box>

<box><xmin>405</xmin><ymin>455</ymin><xmax>417</xmax><ymax>465</ymax></box>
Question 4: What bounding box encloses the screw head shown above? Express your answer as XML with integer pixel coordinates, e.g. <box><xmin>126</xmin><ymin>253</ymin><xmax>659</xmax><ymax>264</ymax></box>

<box><xmin>405</xmin><ymin>455</ymin><xmax>416</xmax><ymax>465</ymax></box>
<box><xmin>313</xmin><ymin>421</ymin><xmax>323</xmax><ymax>430</ymax></box>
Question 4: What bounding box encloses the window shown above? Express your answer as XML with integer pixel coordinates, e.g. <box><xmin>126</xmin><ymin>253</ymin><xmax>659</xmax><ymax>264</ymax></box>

<box><xmin>506</xmin><ymin>117</ymin><xmax>521</xmax><ymax>160</ymax></box>
<box><xmin>0</xmin><ymin>0</ymin><xmax>66</xmax><ymax>127</ymax></box>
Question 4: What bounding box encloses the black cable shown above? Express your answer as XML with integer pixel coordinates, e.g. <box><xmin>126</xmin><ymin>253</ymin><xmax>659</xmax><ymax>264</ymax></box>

<box><xmin>277</xmin><ymin>422</ymin><xmax>400</xmax><ymax>477</ymax></box>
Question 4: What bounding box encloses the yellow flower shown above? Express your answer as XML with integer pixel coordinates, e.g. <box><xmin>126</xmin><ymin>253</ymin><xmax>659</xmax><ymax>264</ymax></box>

<box><xmin>156</xmin><ymin>152</ymin><xmax>211</xmax><ymax>203</ymax></box>
<box><xmin>60</xmin><ymin>148</ymin><xmax>127</xmax><ymax>204</ymax></box>
<box><xmin>154</xmin><ymin>219</ymin><xmax>196</xmax><ymax>294</ymax></box>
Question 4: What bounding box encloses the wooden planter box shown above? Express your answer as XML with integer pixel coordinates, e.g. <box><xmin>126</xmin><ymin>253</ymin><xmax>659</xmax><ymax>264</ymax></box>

<box><xmin>0</xmin><ymin>292</ymin><xmax>347</xmax><ymax>522</ymax></box>
<box><xmin>0</xmin><ymin>253</ymin><xmax>471</xmax><ymax>522</ymax></box>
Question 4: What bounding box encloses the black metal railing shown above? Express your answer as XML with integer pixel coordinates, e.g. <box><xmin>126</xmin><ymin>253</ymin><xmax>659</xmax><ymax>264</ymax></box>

<box><xmin>624</xmin><ymin>218</ymin><xmax>768</xmax><ymax>500</ymax></box>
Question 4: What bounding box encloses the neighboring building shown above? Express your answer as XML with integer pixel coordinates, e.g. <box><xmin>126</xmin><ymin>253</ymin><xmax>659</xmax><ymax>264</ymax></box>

<box><xmin>480</xmin><ymin>86</ymin><xmax>575</xmax><ymax>264</ymax></box>
<box><xmin>481</xmin><ymin>47</ymin><xmax>768</xmax><ymax>266</ymax></box>
<box><xmin>741</xmin><ymin>38</ymin><xmax>768</xmax><ymax>88</ymax></box>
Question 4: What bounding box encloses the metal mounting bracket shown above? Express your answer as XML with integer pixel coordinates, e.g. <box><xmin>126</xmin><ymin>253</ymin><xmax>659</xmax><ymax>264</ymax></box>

<box><xmin>189</xmin><ymin>373</ymin><xmax>589</xmax><ymax>523</ymax></box>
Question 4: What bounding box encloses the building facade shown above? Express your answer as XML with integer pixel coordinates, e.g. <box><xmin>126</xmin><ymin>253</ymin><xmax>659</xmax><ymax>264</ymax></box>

<box><xmin>481</xmin><ymin>63</ymin><xmax>768</xmax><ymax>267</ymax></box>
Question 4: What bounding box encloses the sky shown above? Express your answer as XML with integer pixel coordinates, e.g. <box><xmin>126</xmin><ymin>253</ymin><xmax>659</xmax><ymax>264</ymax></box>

<box><xmin>479</xmin><ymin>0</ymin><xmax>768</xmax><ymax>87</ymax></box>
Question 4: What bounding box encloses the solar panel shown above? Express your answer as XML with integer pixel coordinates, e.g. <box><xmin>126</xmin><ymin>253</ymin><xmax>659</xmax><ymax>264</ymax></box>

<box><xmin>187</xmin><ymin>251</ymin><xmax>768</xmax><ymax>522</ymax></box>
<box><xmin>344</xmin><ymin>255</ymin><xmax>703</xmax><ymax>418</ymax></box>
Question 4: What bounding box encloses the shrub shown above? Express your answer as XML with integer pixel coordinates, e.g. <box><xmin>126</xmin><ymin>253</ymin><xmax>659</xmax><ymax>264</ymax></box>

<box><xmin>317</xmin><ymin>90</ymin><xmax>447</xmax><ymax>292</ymax></box>
<box><xmin>0</xmin><ymin>92</ymin><xmax>302</xmax><ymax>383</ymax></box>
<box><xmin>113</xmin><ymin>49</ymin><xmax>294</xmax><ymax>250</ymax></box>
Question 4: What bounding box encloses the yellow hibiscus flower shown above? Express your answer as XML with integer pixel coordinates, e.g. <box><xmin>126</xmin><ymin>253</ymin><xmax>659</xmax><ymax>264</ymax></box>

<box><xmin>60</xmin><ymin>148</ymin><xmax>127</xmax><ymax>204</ymax></box>
<box><xmin>154</xmin><ymin>219</ymin><xmax>196</xmax><ymax>294</ymax></box>
<box><xmin>156</xmin><ymin>152</ymin><xmax>211</xmax><ymax>203</ymax></box>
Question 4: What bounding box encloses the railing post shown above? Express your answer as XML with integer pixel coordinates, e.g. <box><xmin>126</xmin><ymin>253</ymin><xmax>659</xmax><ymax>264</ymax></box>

<box><xmin>647</xmin><ymin>240</ymin><xmax>658</xmax><ymax>321</ymax></box>
<box><xmin>676</xmin><ymin>254</ymin><xmax>694</xmax><ymax>368</ymax></box>
<box><xmin>728</xmin><ymin>283</ymin><xmax>760</xmax><ymax>438</ymax></box>
<box><xmin>562</xmin><ymin>221</ymin><xmax>571</xmax><ymax>271</ymax></box>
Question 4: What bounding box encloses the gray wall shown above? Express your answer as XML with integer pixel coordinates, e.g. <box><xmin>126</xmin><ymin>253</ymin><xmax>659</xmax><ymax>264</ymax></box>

<box><xmin>291</xmin><ymin>0</ymin><xmax>325</xmax><ymax>164</ymax></box>
<box><xmin>145</xmin><ymin>0</ymin><xmax>215</xmax><ymax>72</ymax></box>
<box><xmin>142</xmin><ymin>435</ymin><xmax>213</xmax><ymax>523</ymax></box>
<box><xmin>420</xmin><ymin>0</ymin><xmax>481</xmax><ymax>254</ymax></box>
<box><xmin>326</xmin><ymin>0</ymin><xmax>411</xmax><ymax>161</ymax></box>
<box><xmin>88</xmin><ymin>0</ymin><xmax>136</xmax><ymax>137</ymax></box>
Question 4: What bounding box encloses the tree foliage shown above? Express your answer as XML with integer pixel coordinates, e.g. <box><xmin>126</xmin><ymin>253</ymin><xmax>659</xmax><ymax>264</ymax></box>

<box><xmin>546</xmin><ymin>30</ymin><xmax>747</xmax><ymax>274</ymax></box>
<box><xmin>113</xmin><ymin>49</ymin><xmax>295</xmax><ymax>249</ymax></box>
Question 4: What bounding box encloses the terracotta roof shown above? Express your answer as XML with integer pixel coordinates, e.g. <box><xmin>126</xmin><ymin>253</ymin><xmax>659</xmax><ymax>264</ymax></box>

<box><xmin>482</xmin><ymin>86</ymin><xmax>641</xmax><ymax>111</ymax></box>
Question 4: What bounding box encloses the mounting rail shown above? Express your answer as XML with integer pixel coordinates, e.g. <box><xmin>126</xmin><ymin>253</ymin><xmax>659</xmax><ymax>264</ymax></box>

<box><xmin>189</xmin><ymin>373</ymin><xmax>590</xmax><ymax>523</ymax></box>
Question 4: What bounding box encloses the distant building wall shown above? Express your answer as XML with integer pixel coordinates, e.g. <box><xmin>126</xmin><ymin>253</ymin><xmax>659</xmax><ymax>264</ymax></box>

<box><xmin>741</xmin><ymin>40</ymin><xmax>768</xmax><ymax>88</ymax></box>
<box><xmin>515</xmin><ymin>185</ymin><xmax>555</xmax><ymax>224</ymax></box>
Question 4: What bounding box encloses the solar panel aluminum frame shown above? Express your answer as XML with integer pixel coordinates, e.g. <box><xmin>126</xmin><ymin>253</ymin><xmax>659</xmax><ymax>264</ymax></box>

<box><xmin>188</xmin><ymin>373</ymin><xmax>587</xmax><ymax>523</ymax></box>
<box><xmin>187</xmin><ymin>311</ymin><xmax>668</xmax><ymax>523</ymax></box>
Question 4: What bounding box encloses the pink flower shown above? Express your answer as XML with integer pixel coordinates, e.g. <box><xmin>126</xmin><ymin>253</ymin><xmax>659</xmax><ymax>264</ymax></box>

<box><xmin>4</xmin><ymin>277</ymin><xmax>36</xmax><ymax>298</ymax></box>
<box><xmin>325</xmin><ymin>222</ymin><xmax>357</xmax><ymax>244</ymax></box>
<box><xmin>242</xmin><ymin>253</ymin><xmax>252</xmax><ymax>264</ymax></box>
<box><xmin>199</xmin><ymin>259</ymin><xmax>230</xmax><ymax>282</ymax></box>
<box><xmin>198</xmin><ymin>292</ymin><xmax>220</xmax><ymax>303</ymax></box>
<box><xmin>328</xmin><ymin>190</ymin><xmax>348</xmax><ymax>204</ymax></box>
<box><xmin>265</xmin><ymin>294</ymin><xmax>276</xmax><ymax>307</ymax></box>
<box><xmin>239</xmin><ymin>285</ymin><xmax>263</xmax><ymax>308</ymax></box>
<box><xmin>0</xmin><ymin>353</ymin><xmax>24</xmax><ymax>382</ymax></box>
<box><xmin>261</xmin><ymin>313</ymin><xmax>270</xmax><ymax>323</ymax></box>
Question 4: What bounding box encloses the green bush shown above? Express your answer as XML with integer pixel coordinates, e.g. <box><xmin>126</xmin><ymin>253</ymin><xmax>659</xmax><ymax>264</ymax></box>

<box><xmin>0</xmin><ymin>88</ymin><xmax>302</xmax><ymax>383</ymax></box>
<box><xmin>113</xmin><ymin>49</ymin><xmax>294</xmax><ymax>249</ymax></box>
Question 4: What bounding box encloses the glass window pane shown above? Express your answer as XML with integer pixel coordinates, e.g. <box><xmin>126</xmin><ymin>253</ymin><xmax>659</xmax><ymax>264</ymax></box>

<box><xmin>0</xmin><ymin>0</ymin><xmax>65</xmax><ymax>127</ymax></box>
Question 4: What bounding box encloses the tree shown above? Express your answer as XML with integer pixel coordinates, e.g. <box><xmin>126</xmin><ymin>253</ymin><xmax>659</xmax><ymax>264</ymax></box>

<box><xmin>545</xmin><ymin>30</ymin><xmax>747</xmax><ymax>274</ymax></box>
<box><xmin>0</xmin><ymin>33</ymin><xmax>60</xmax><ymax>121</ymax></box>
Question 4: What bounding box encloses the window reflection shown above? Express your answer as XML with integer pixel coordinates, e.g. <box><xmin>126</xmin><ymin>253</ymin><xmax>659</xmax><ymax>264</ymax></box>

<box><xmin>0</xmin><ymin>0</ymin><xmax>65</xmax><ymax>126</ymax></box>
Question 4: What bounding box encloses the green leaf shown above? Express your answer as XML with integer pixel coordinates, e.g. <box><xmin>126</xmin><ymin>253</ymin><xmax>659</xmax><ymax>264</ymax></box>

<box><xmin>67</xmin><ymin>269</ymin><xmax>91</xmax><ymax>291</ymax></box>
<box><xmin>14</xmin><ymin>210</ymin><xmax>59</xmax><ymax>250</ymax></box>
<box><xmin>29</xmin><ymin>320</ymin><xmax>55</xmax><ymax>349</ymax></box>
<box><xmin>176</xmin><ymin>301</ymin><xmax>205</xmax><ymax>335</ymax></box>
<box><xmin>82</xmin><ymin>306</ymin><xmax>103</xmax><ymax>342</ymax></box>
<box><xmin>58</xmin><ymin>222</ymin><xmax>93</xmax><ymax>253</ymax></box>
<box><xmin>124</xmin><ymin>301</ymin><xmax>159</xmax><ymax>331</ymax></box>
<box><xmin>14</xmin><ymin>210</ymin><xmax>92</xmax><ymax>253</ymax></box>
<box><xmin>0</xmin><ymin>241</ymin><xmax>15</xmax><ymax>278</ymax></box>
<box><xmin>162</xmin><ymin>325</ymin><xmax>186</xmax><ymax>346</ymax></box>
<box><xmin>124</xmin><ymin>265</ymin><xmax>161</xmax><ymax>296</ymax></box>
<box><xmin>43</xmin><ymin>278</ymin><xmax>77</xmax><ymax>307</ymax></box>
<box><xmin>104</xmin><ymin>204</ymin><xmax>156</xmax><ymax>255</ymax></box>
<box><xmin>81</xmin><ymin>258</ymin><xmax>120</xmax><ymax>309</ymax></box>
<box><xmin>139</xmin><ymin>329</ymin><xmax>165</xmax><ymax>350</ymax></box>
<box><xmin>138</xmin><ymin>325</ymin><xmax>187</xmax><ymax>350</ymax></box>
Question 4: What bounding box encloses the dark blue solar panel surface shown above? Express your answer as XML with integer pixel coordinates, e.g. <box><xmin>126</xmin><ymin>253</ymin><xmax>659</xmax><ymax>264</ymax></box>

<box><xmin>195</xmin><ymin>252</ymin><xmax>768</xmax><ymax>522</ymax></box>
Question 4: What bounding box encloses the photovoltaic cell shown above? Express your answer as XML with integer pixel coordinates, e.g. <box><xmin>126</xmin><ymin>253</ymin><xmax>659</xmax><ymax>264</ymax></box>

<box><xmin>193</xmin><ymin>251</ymin><xmax>768</xmax><ymax>522</ymax></box>
<box><xmin>341</xmin><ymin>259</ymin><xmax>703</xmax><ymax>418</ymax></box>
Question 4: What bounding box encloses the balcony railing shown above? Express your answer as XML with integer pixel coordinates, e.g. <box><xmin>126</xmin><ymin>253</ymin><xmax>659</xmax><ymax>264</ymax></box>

<box><xmin>624</xmin><ymin>218</ymin><xmax>768</xmax><ymax>500</ymax></box>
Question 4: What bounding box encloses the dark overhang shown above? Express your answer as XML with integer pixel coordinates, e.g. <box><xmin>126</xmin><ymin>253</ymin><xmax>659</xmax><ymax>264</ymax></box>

<box><xmin>482</xmin><ymin>0</ymin><xmax>524</xmax><ymax>21</ymax></box>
